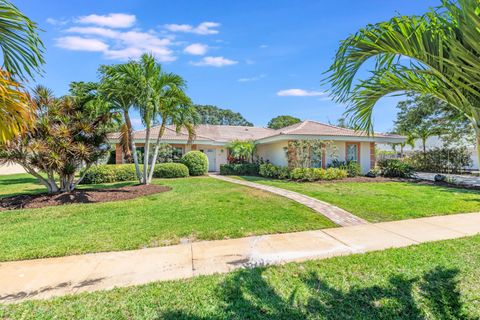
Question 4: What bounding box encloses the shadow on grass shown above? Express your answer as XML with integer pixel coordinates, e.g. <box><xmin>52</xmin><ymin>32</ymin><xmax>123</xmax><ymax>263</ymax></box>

<box><xmin>162</xmin><ymin>266</ymin><xmax>472</xmax><ymax>319</ymax></box>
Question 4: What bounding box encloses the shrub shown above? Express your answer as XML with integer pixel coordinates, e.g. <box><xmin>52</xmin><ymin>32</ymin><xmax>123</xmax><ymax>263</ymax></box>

<box><xmin>406</xmin><ymin>147</ymin><xmax>472</xmax><ymax>173</ymax></box>
<box><xmin>290</xmin><ymin>167</ymin><xmax>347</xmax><ymax>181</ymax></box>
<box><xmin>153</xmin><ymin>163</ymin><xmax>189</xmax><ymax>178</ymax></box>
<box><xmin>220</xmin><ymin>163</ymin><xmax>259</xmax><ymax>176</ymax></box>
<box><xmin>181</xmin><ymin>151</ymin><xmax>208</xmax><ymax>176</ymax></box>
<box><xmin>329</xmin><ymin>160</ymin><xmax>361</xmax><ymax>177</ymax></box>
<box><xmin>81</xmin><ymin>163</ymin><xmax>189</xmax><ymax>184</ymax></box>
<box><xmin>259</xmin><ymin>163</ymin><xmax>290</xmax><ymax>179</ymax></box>
<box><xmin>377</xmin><ymin>159</ymin><xmax>414</xmax><ymax>178</ymax></box>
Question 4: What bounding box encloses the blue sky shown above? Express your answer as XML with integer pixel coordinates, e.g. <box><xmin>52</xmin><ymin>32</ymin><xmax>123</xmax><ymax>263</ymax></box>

<box><xmin>19</xmin><ymin>0</ymin><xmax>439</xmax><ymax>131</ymax></box>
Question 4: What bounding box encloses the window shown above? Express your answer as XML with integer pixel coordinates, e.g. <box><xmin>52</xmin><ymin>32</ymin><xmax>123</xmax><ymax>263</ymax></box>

<box><xmin>346</xmin><ymin>143</ymin><xmax>359</xmax><ymax>162</ymax></box>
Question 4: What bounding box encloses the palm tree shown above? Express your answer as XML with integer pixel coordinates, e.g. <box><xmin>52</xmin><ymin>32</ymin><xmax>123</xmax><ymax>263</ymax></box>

<box><xmin>325</xmin><ymin>0</ymin><xmax>480</xmax><ymax>166</ymax></box>
<box><xmin>99</xmin><ymin>64</ymin><xmax>143</xmax><ymax>183</ymax></box>
<box><xmin>0</xmin><ymin>0</ymin><xmax>44</xmax><ymax>142</ymax></box>
<box><xmin>119</xmin><ymin>54</ymin><xmax>193</xmax><ymax>184</ymax></box>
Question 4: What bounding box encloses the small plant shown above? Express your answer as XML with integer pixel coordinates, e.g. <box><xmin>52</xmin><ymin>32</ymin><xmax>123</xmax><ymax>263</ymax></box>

<box><xmin>181</xmin><ymin>151</ymin><xmax>208</xmax><ymax>176</ymax></box>
<box><xmin>329</xmin><ymin>159</ymin><xmax>361</xmax><ymax>177</ymax></box>
<box><xmin>290</xmin><ymin>167</ymin><xmax>347</xmax><ymax>181</ymax></box>
<box><xmin>259</xmin><ymin>163</ymin><xmax>290</xmax><ymax>179</ymax></box>
<box><xmin>377</xmin><ymin>159</ymin><xmax>414</xmax><ymax>178</ymax></box>
<box><xmin>153</xmin><ymin>163</ymin><xmax>189</xmax><ymax>178</ymax></box>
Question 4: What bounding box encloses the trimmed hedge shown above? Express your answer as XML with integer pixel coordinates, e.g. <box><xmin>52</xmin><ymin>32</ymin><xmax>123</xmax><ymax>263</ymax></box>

<box><xmin>290</xmin><ymin>167</ymin><xmax>348</xmax><ymax>181</ymax></box>
<box><xmin>220</xmin><ymin>163</ymin><xmax>260</xmax><ymax>176</ymax></box>
<box><xmin>329</xmin><ymin>160</ymin><xmax>361</xmax><ymax>177</ymax></box>
<box><xmin>181</xmin><ymin>151</ymin><xmax>208</xmax><ymax>176</ymax></box>
<box><xmin>259</xmin><ymin>163</ymin><xmax>290</xmax><ymax>179</ymax></box>
<box><xmin>81</xmin><ymin>163</ymin><xmax>189</xmax><ymax>184</ymax></box>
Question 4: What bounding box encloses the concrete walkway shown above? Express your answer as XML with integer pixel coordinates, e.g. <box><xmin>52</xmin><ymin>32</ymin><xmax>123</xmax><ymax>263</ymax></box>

<box><xmin>1</xmin><ymin>212</ymin><xmax>480</xmax><ymax>304</ymax></box>
<box><xmin>210</xmin><ymin>174</ymin><xmax>367</xmax><ymax>226</ymax></box>
<box><xmin>416</xmin><ymin>172</ymin><xmax>480</xmax><ymax>187</ymax></box>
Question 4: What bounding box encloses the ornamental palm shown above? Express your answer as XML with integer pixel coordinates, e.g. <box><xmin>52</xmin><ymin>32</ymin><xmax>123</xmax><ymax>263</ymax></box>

<box><xmin>326</xmin><ymin>0</ymin><xmax>480</xmax><ymax>165</ymax></box>
<box><xmin>0</xmin><ymin>0</ymin><xmax>44</xmax><ymax>142</ymax></box>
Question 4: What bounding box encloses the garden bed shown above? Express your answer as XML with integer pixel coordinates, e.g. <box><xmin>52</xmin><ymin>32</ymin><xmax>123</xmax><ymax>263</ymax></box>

<box><xmin>0</xmin><ymin>184</ymin><xmax>171</xmax><ymax>210</ymax></box>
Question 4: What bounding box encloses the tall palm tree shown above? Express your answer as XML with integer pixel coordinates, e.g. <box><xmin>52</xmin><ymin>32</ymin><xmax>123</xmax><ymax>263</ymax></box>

<box><xmin>120</xmin><ymin>54</ymin><xmax>192</xmax><ymax>184</ymax></box>
<box><xmin>326</xmin><ymin>0</ymin><xmax>480</xmax><ymax>166</ymax></box>
<box><xmin>99</xmin><ymin>64</ymin><xmax>143</xmax><ymax>183</ymax></box>
<box><xmin>0</xmin><ymin>0</ymin><xmax>44</xmax><ymax>142</ymax></box>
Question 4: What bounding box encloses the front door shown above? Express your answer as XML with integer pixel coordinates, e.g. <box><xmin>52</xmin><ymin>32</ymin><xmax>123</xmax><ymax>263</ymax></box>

<box><xmin>205</xmin><ymin>149</ymin><xmax>216</xmax><ymax>171</ymax></box>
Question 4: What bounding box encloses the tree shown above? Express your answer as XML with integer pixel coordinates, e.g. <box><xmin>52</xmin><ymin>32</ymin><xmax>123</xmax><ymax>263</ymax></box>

<box><xmin>325</xmin><ymin>0</ymin><xmax>480</xmax><ymax>167</ymax></box>
<box><xmin>227</xmin><ymin>140</ymin><xmax>256</xmax><ymax>163</ymax></box>
<box><xmin>267</xmin><ymin>115</ymin><xmax>301</xmax><ymax>130</ymax></box>
<box><xmin>195</xmin><ymin>105</ymin><xmax>253</xmax><ymax>126</ymax></box>
<box><xmin>0</xmin><ymin>0</ymin><xmax>44</xmax><ymax>142</ymax></box>
<box><xmin>113</xmin><ymin>54</ymin><xmax>194</xmax><ymax>184</ymax></box>
<box><xmin>0</xmin><ymin>86</ymin><xmax>113</xmax><ymax>193</ymax></box>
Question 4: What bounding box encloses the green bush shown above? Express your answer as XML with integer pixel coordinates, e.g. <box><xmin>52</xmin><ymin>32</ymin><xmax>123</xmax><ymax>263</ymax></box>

<box><xmin>406</xmin><ymin>147</ymin><xmax>472</xmax><ymax>173</ymax></box>
<box><xmin>377</xmin><ymin>159</ymin><xmax>414</xmax><ymax>178</ymax></box>
<box><xmin>220</xmin><ymin>163</ymin><xmax>259</xmax><ymax>176</ymax></box>
<box><xmin>81</xmin><ymin>163</ymin><xmax>189</xmax><ymax>184</ymax></box>
<box><xmin>259</xmin><ymin>163</ymin><xmax>290</xmax><ymax>179</ymax></box>
<box><xmin>290</xmin><ymin>167</ymin><xmax>347</xmax><ymax>181</ymax></box>
<box><xmin>329</xmin><ymin>160</ymin><xmax>361</xmax><ymax>177</ymax></box>
<box><xmin>153</xmin><ymin>163</ymin><xmax>189</xmax><ymax>178</ymax></box>
<box><xmin>181</xmin><ymin>151</ymin><xmax>208</xmax><ymax>176</ymax></box>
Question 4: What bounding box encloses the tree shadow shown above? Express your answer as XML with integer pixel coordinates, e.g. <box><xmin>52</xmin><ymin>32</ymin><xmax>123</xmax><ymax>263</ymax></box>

<box><xmin>160</xmin><ymin>266</ymin><xmax>475</xmax><ymax>320</ymax></box>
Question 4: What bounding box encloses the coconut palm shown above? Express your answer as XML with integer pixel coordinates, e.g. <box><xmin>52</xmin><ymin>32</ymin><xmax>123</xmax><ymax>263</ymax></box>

<box><xmin>0</xmin><ymin>1</ymin><xmax>44</xmax><ymax>142</ymax></box>
<box><xmin>326</xmin><ymin>0</ymin><xmax>480</xmax><ymax>165</ymax></box>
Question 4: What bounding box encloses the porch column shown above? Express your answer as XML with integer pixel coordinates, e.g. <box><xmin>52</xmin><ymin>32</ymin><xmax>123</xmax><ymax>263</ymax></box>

<box><xmin>115</xmin><ymin>144</ymin><xmax>123</xmax><ymax>164</ymax></box>
<box><xmin>370</xmin><ymin>142</ymin><xmax>376</xmax><ymax>168</ymax></box>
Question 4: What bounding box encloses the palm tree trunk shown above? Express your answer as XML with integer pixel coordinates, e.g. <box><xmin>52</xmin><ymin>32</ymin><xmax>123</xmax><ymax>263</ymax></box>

<box><xmin>147</xmin><ymin>121</ymin><xmax>166</xmax><ymax>183</ymax></box>
<box><xmin>124</xmin><ymin>111</ymin><xmax>142</xmax><ymax>183</ymax></box>
<box><xmin>143</xmin><ymin>126</ymin><xmax>151</xmax><ymax>184</ymax></box>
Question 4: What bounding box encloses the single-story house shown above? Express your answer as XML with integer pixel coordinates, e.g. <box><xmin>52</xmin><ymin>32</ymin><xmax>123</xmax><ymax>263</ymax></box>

<box><xmin>107</xmin><ymin>120</ymin><xmax>405</xmax><ymax>173</ymax></box>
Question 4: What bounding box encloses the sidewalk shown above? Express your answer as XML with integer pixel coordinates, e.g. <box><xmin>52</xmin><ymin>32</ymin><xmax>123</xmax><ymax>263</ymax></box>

<box><xmin>1</xmin><ymin>212</ymin><xmax>479</xmax><ymax>304</ymax></box>
<box><xmin>209</xmin><ymin>174</ymin><xmax>367</xmax><ymax>226</ymax></box>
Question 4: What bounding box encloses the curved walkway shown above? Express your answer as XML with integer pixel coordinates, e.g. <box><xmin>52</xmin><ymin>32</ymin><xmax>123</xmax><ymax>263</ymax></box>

<box><xmin>1</xmin><ymin>212</ymin><xmax>480</xmax><ymax>304</ymax></box>
<box><xmin>209</xmin><ymin>174</ymin><xmax>366</xmax><ymax>226</ymax></box>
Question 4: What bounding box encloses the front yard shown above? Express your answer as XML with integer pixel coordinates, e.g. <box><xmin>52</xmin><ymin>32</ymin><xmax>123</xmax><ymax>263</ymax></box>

<box><xmin>2</xmin><ymin>234</ymin><xmax>479</xmax><ymax>319</ymax></box>
<box><xmin>236</xmin><ymin>176</ymin><xmax>480</xmax><ymax>222</ymax></box>
<box><xmin>0</xmin><ymin>174</ymin><xmax>334</xmax><ymax>262</ymax></box>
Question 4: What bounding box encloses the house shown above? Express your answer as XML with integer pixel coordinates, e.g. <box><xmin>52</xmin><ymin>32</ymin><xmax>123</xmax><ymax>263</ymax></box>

<box><xmin>107</xmin><ymin>120</ymin><xmax>405</xmax><ymax>173</ymax></box>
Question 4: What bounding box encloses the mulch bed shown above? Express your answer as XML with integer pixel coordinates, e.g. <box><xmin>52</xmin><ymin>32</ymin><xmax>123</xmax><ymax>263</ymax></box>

<box><xmin>0</xmin><ymin>184</ymin><xmax>171</xmax><ymax>211</ymax></box>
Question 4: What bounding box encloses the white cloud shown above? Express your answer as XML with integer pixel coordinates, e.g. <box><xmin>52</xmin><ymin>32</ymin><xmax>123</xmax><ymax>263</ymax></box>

<box><xmin>77</xmin><ymin>13</ymin><xmax>136</xmax><ymax>28</ymax></box>
<box><xmin>46</xmin><ymin>17</ymin><xmax>68</xmax><ymax>26</ymax></box>
<box><xmin>165</xmin><ymin>22</ymin><xmax>220</xmax><ymax>35</ymax></box>
<box><xmin>191</xmin><ymin>56</ymin><xmax>237</xmax><ymax>67</ymax></box>
<box><xmin>183</xmin><ymin>43</ymin><xmax>208</xmax><ymax>55</ymax></box>
<box><xmin>55</xmin><ymin>36</ymin><xmax>108</xmax><ymax>51</ymax></box>
<box><xmin>277</xmin><ymin>89</ymin><xmax>328</xmax><ymax>97</ymax></box>
<box><xmin>238</xmin><ymin>74</ymin><xmax>266</xmax><ymax>82</ymax></box>
<box><xmin>259</xmin><ymin>44</ymin><xmax>268</xmax><ymax>48</ymax></box>
<box><xmin>58</xmin><ymin>23</ymin><xmax>175</xmax><ymax>61</ymax></box>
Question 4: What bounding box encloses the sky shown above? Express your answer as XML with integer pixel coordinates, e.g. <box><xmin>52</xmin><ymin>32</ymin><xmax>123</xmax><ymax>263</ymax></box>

<box><xmin>18</xmin><ymin>0</ymin><xmax>440</xmax><ymax>131</ymax></box>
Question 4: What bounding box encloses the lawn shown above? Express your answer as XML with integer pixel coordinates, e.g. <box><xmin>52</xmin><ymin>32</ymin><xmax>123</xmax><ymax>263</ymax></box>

<box><xmin>0</xmin><ymin>174</ymin><xmax>334</xmax><ymax>262</ymax></box>
<box><xmin>236</xmin><ymin>176</ymin><xmax>480</xmax><ymax>222</ymax></box>
<box><xmin>2</xmin><ymin>234</ymin><xmax>479</xmax><ymax>319</ymax></box>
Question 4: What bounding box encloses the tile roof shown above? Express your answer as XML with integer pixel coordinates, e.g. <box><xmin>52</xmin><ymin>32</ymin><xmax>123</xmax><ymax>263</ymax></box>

<box><xmin>107</xmin><ymin>120</ymin><xmax>404</xmax><ymax>143</ymax></box>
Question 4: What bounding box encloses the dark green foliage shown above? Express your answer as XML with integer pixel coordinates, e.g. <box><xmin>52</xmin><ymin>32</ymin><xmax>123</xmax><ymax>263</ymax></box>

<box><xmin>378</xmin><ymin>159</ymin><xmax>414</xmax><ymax>178</ymax></box>
<box><xmin>329</xmin><ymin>160</ymin><xmax>361</xmax><ymax>177</ymax></box>
<box><xmin>82</xmin><ymin>163</ymin><xmax>189</xmax><ymax>184</ymax></box>
<box><xmin>267</xmin><ymin>115</ymin><xmax>301</xmax><ymax>129</ymax></box>
<box><xmin>220</xmin><ymin>164</ymin><xmax>259</xmax><ymax>176</ymax></box>
<box><xmin>194</xmin><ymin>105</ymin><xmax>253</xmax><ymax>126</ymax></box>
<box><xmin>181</xmin><ymin>151</ymin><xmax>208</xmax><ymax>176</ymax></box>
<box><xmin>406</xmin><ymin>147</ymin><xmax>472</xmax><ymax>173</ymax></box>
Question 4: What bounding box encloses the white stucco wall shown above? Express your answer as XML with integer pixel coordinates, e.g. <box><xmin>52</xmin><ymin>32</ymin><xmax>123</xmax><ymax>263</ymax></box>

<box><xmin>257</xmin><ymin>140</ymin><xmax>373</xmax><ymax>173</ymax></box>
<box><xmin>195</xmin><ymin>145</ymin><xmax>228</xmax><ymax>172</ymax></box>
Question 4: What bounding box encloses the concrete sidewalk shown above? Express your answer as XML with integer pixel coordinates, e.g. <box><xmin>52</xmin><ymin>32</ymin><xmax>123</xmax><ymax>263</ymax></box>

<box><xmin>210</xmin><ymin>174</ymin><xmax>367</xmax><ymax>226</ymax></box>
<box><xmin>1</xmin><ymin>212</ymin><xmax>480</xmax><ymax>304</ymax></box>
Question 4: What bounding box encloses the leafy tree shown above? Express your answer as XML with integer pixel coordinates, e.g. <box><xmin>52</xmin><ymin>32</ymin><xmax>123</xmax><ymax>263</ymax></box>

<box><xmin>0</xmin><ymin>0</ymin><xmax>44</xmax><ymax>142</ymax></box>
<box><xmin>227</xmin><ymin>140</ymin><xmax>256</xmax><ymax>163</ymax></box>
<box><xmin>326</xmin><ymin>0</ymin><xmax>480</xmax><ymax>167</ymax></box>
<box><xmin>0</xmin><ymin>86</ymin><xmax>113</xmax><ymax>193</ymax></box>
<box><xmin>394</xmin><ymin>93</ymin><xmax>473</xmax><ymax>154</ymax></box>
<box><xmin>267</xmin><ymin>115</ymin><xmax>301</xmax><ymax>129</ymax></box>
<box><xmin>195</xmin><ymin>105</ymin><xmax>253</xmax><ymax>126</ymax></box>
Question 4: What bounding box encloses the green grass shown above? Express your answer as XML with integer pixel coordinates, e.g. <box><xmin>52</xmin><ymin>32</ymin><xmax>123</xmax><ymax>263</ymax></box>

<box><xmin>0</xmin><ymin>174</ymin><xmax>334</xmax><ymax>262</ymax></box>
<box><xmin>236</xmin><ymin>176</ymin><xmax>480</xmax><ymax>222</ymax></box>
<box><xmin>2</xmin><ymin>235</ymin><xmax>480</xmax><ymax>319</ymax></box>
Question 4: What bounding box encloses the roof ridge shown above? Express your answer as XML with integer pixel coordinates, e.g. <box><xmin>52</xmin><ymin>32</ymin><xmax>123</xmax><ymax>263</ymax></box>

<box><xmin>281</xmin><ymin>120</ymin><xmax>308</xmax><ymax>134</ymax></box>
